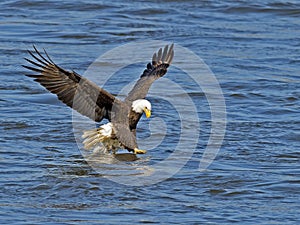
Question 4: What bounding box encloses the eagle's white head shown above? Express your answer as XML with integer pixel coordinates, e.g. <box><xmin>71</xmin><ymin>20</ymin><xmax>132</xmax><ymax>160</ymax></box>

<box><xmin>132</xmin><ymin>99</ymin><xmax>152</xmax><ymax>118</ymax></box>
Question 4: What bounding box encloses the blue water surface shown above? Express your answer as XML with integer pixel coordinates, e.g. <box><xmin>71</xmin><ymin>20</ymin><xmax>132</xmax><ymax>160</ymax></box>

<box><xmin>1</xmin><ymin>0</ymin><xmax>300</xmax><ymax>224</ymax></box>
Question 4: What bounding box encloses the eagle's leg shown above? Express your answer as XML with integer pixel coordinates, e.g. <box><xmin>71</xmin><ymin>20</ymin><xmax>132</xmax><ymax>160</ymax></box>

<box><xmin>133</xmin><ymin>148</ymin><xmax>147</xmax><ymax>154</ymax></box>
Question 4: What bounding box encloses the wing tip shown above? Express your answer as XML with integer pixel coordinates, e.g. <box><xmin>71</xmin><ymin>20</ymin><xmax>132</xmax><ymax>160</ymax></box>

<box><xmin>152</xmin><ymin>43</ymin><xmax>174</xmax><ymax>66</ymax></box>
<box><xmin>22</xmin><ymin>64</ymin><xmax>43</xmax><ymax>73</ymax></box>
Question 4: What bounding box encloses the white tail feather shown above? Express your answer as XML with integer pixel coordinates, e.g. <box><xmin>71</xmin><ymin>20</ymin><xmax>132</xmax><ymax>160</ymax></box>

<box><xmin>82</xmin><ymin>123</ymin><xmax>119</xmax><ymax>151</ymax></box>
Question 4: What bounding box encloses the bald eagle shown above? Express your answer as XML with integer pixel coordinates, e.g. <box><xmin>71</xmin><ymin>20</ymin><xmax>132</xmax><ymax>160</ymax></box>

<box><xmin>23</xmin><ymin>44</ymin><xmax>174</xmax><ymax>155</ymax></box>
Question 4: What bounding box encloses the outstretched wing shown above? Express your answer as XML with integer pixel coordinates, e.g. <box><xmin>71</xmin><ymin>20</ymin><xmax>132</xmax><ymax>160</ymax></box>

<box><xmin>125</xmin><ymin>44</ymin><xmax>174</xmax><ymax>102</ymax></box>
<box><xmin>23</xmin><ymin>46</ymin><xmax>119</xmax><ymax>122</ymax></box>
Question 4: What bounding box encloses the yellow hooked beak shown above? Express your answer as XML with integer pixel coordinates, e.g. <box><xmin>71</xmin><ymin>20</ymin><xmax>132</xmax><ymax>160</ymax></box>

<box><xmin>144</xmin><ymin>108</ymin><xmax>151</xmax><ymax>118</ymax></box>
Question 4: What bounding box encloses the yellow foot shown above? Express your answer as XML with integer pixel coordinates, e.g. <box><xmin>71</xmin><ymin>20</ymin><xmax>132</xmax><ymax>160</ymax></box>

<box><xmin>134</xmin><ymin>148</ymin><xmax>147</xmax><ymax>154</ymax></box>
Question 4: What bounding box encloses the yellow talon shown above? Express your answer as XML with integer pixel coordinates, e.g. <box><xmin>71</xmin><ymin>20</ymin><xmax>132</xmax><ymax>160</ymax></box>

<box><xmin>134</xmin><ymin>148</ymin><xmax>147</xmax><ymax>154</ymax></box>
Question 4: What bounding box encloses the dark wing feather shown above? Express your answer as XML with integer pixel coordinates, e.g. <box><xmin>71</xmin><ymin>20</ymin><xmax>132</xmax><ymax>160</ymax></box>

<box><xmin>23</xmin><ymin>46</ymin><xmax>118</xmax><ymax>122</ymax></box>
<box><xmin>125</xmin><ymin>44</ymin><xmax>174</xmax><ymax>102</ymax></box>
